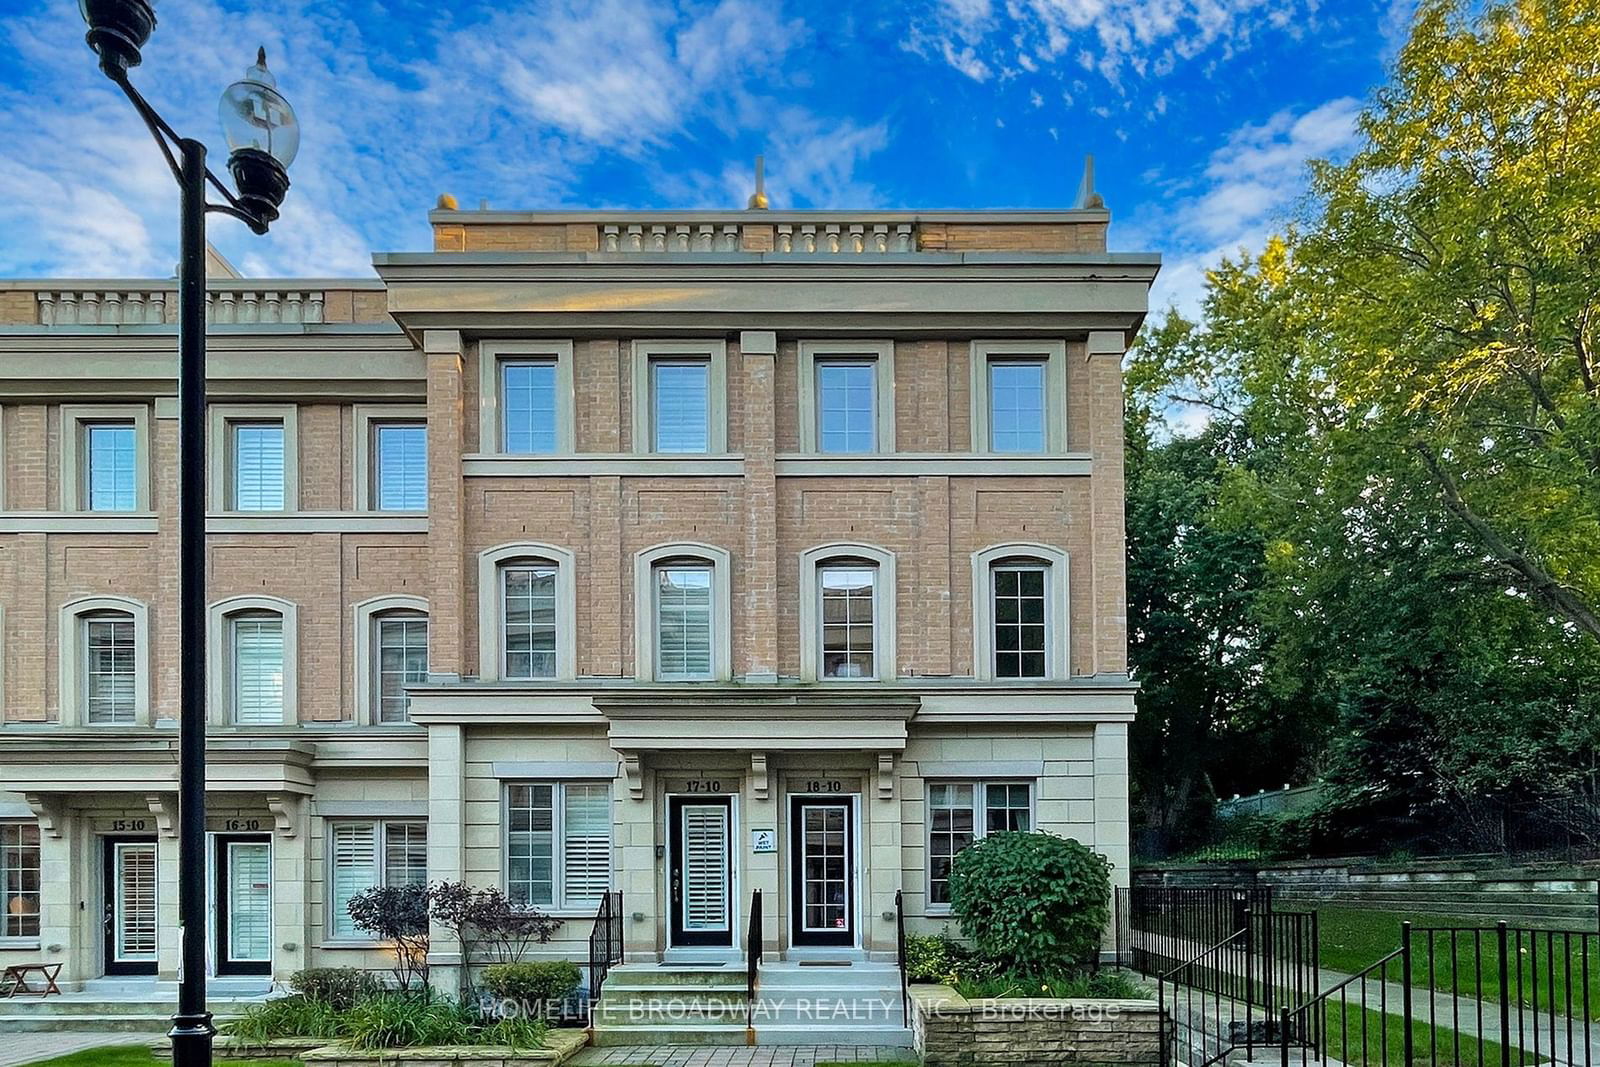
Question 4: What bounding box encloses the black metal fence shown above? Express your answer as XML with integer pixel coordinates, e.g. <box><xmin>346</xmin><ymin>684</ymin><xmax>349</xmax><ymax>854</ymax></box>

<box><xmin>585</xmin><ymin>890</ymin><xmax>623</xmax><ymax>1015</ymax></box>
<box><xmin>1118</xmin><ymin>885</ymin><xmax>1276</xmax><ymax>975</ymax></box>
<box><xmin>1279</xmin><ymin>921</ymin><xmax>1599</xmax><ymax>1067</ymax></box>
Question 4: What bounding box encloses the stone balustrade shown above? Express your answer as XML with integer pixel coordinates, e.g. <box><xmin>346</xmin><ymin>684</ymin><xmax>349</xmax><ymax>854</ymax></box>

<box><xmin>598</xmin><ymin>220</ymin><xmax>916</xmax><ymax>254</ymax></box>
<box><xmin>0</xmin><ymin>283</ymin><xmax>391</xmax><ymax>327</ymax></box>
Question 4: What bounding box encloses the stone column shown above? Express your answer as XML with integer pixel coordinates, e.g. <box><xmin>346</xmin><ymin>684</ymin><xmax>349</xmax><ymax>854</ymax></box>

<box><xmin>156</xmin><ymin>818</ymin><xmax>180</xmax><ymax>981</ymax></box>
<box><xmin>1093</xmin><ymin>721</ymin><xmax>1132</xmax><ymax>893</ymax></box>
<box><xmin>270</xmin><ymin>797</ymin><xmax>311</xmax><ymax>984</ymax></box>
<box><xmin>30</xmin><ymin>801</ymin><xmax>81</xmax><ymax>986</ymax></box>
<box><xmin>744</xmin><ymin>754</ymin><xmax>780</xmax><ymax>956</ymax></box>
<box><xmin>427</xmin><ymin>724</ymin><xmax>466</xmax><ymax>992</ymax></box>
<box><xmin>867</xmin><ymin>758</ymin><xmax>903</xmax><ymax>959</ymax></box>
<box><xmin>614</xmin><ymin>757</ymin><xmax>659</xmax><ymax>961</ymax></box>
<box><xmin>424</xmin><ymin>330</ymin><xmax>466</xmax><ymax>681</ymax></box>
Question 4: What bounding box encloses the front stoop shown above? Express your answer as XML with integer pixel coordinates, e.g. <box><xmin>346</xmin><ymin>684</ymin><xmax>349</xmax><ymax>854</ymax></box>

<box><xmin>0</xmin><ymin>991</ymin><xmax>271</xmax><ymax>1034</ymax></box>
<box><xmin>590</xmin><ymin>961</ymin><xmax>913</xmax><ymax>1047</ymax></box>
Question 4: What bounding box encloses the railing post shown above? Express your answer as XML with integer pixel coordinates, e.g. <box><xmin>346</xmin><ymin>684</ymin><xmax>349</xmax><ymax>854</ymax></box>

<box><xmin>1497</xmin><ymin>921</ymin><xmax>1511</xmax><ymax>1067</ymax></box>
<box><xmin>1401</xmin><ymin>922</ymin><xmax>1414</xmax><ymax>1067</ymax></box>
<box><xmin>1280</xmin><ymin>1007</ymin><xmax>1291</xmax><ymax>1067</ymax></box>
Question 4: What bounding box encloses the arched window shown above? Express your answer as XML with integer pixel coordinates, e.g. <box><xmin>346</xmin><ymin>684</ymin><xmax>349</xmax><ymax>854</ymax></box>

<box><xmin>971</xmin><ymin>543</ymin><xmax>1070</xmax><ymax>680</ymax></box>
<box><xmin>477</xmin><ymin>543</ymin><xmax>576</xmax><ymax>681</ymax></box>
<box><xmin>354</xmin><ymin>595</ymin><xmax>429</xmax><ymax>724</ymax></box>
<box><xmin>208</xmin><ymin>596</ymin><xmax>299</xmax><ymax>725</ymax></box>
<box><xmin>58</xmin><ymin>595</ymin><xmax>150</xmax><ymax>727</ymax></box>
<box><xmin>799</xmin><ymin>543</ymin><xmax>898</xmax><ymax>682</ymax></box>
<box><xmin>634</xmin><ymin>542</ymin><xmax>732</xmax><ymax>682</ymax></box>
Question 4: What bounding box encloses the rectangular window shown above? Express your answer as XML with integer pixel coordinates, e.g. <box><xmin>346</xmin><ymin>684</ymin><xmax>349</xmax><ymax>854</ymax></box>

<box><xmin>503</xmin><ymin>565</ymin><xmax>557</xmax><ymax>680</ymax></box>
<box><xmin>655</xmin><ymin>566</ymin><xmax>712</xmax><ymax>680</ymax></box>
<box><xmin>230</xmin><ymin>422</ymin><xmax>285</xmax><ymax>511</ymax></box>
<box><xmin>651</xmin><ymin>360</ymin><xmax>710</xmax><ymax>453</ymax></box>
<box><xmin>1</xmin><ymin>823</ymin><xmax>41</xmax><ymax>939</ymax></box>
<box><xmin>992</xmin><ymin>565</ymin><xmax>1048</xmax><ymax>678</ymax></box>
<box><xmin>988</xmin><ymin>361</ymin><xmax>1046</xmax><ymax>453</ymax></box>
<box><xmin>375</xmin><ymin>616</ymin><xmax>429</xmax><ymax>724</ymax></box>
<box><xmin>232</xmin><ymin>615</ymin><xmax>284</xmax><ymax>725</ymax></box>
<box><xmin>816</xmin><ymin>361</ymin><xmax>877</xmax><ymax>453</ymax></box>
<box><xmin>502</xmin><ymin>361</ymin><xmax>559</xmax><ymax>454</ymax></box>
<box><xmin>85</xmin><ymin>423</ymin><xmax>137</xmax><ymax>511</ymax></box>
<box><xmin>820</xmin><ymin>566</ymin><xmax>876</xmax><ymax>679</ymax></box>
<box><xmin>928</xmin><ymin>781</ymin><xmax>1033</xmax><ymax>907</ymax></box>
<box><xmin>329</xmin><ymin>820</ymin><xmax>426</xmax><ymax>939</ymax></box>
<box><xmin>506</xmin><ymin>782</ymin><xmax>611</xmax><ymax>911</ymax></box>
<box><xmin>85</xmin><ymin>615</ymin><xmax>137</xmax><ymax>724</ymax></box>
<box><xmin>373</xmin><ymin>423</ymin><xmax>427</xmax><ymax>511</ymax></box>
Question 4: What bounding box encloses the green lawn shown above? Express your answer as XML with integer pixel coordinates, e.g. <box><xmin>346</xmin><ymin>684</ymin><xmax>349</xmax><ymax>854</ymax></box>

<box><xmin>1312</xmin><ymin>1002</ymin><xmax>1527</xmax><ymax>1067</ymax></box>
<box><xmin>1312</xmin><ymin>905</ymin><xmax>1600</xmax><ymax>1020</ymax></box>
<box><xmin>20</xmin><ymin>1047</ymin><xmax>301</xmax><ymax>1067</ymax></box>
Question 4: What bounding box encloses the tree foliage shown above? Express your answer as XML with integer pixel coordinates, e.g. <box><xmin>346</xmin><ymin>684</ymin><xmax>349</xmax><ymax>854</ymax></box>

<box><xmin>1127</xmin><ymin>0</ymin><xmax>1600</xmax><ymax>851</ymax></box>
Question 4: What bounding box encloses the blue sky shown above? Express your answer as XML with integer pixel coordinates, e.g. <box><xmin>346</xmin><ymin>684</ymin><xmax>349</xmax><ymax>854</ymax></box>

<box><xmin>0</xmin><ymin>0</ymin><xmax>1411</xmax><ymax>312</ymax></box>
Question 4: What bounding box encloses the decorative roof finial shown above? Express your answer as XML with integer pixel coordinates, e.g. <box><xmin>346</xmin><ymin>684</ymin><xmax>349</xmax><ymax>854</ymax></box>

<box><xmin>747</xmin><ymin>154</ymin><xmax>769</xmax><ymax>210</ymax></box>
<box><xmin>1076</xmin><ymin>154</ymin><xmax>1105</xmax><ymax>210</ymax></box>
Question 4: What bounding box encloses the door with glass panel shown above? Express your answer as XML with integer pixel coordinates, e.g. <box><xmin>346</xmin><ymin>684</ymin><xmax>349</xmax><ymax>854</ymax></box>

<box><xmin>668</xmin><ymin>795</ymin><xmax>733</xmax><ymax>947</ymax></box>
<box><xmin>789</xmin><ymin>796</ymin><xmax>855</xmax><ymax>947</ymax></box>
<box><xmin>102</xmin><ymin>837</ymin><xmax>158</xmax><ymax>976</ymax></box>
<box><xmin>215</xmin><ymin>835</ymin><xmax>272</xmax><ymax>975</ymax></box>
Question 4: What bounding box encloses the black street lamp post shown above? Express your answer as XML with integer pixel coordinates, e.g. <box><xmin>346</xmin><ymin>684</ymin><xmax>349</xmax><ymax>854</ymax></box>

<box><xmin>76</xmin><ymin>4</ymin><xmax>299</xmax><ymax>1065</ymax></box>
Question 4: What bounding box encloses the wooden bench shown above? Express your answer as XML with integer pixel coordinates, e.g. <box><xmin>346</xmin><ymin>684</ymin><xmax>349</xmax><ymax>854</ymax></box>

<box><xmin>1</xmin><ymin>963</ymin><xmax>62</xmax><ymax>998</ymax></box>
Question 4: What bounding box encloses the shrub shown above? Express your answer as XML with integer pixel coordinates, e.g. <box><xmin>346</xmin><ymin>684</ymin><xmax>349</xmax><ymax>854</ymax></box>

<box><xmin>480</xmin><ymin>960</ymin><xmax>582</xmax><ymax>1016</ymax></box>
<box><xmin>289</xmin><ymin>967</ymin><xmax>384</xmax><ymax>1010</ymax></box>
<box><xmin>227</xmin><ymin>994</ymin><xmax>343</xmax><ymax>1043</ymax></box>
<box><xmin>341</xmin><ymin>990</ymin><xmax>474</xmax><ymax>1051</ymax></box>
<box><xmin>951</xmin><ymin>969</ymin><xmax>1150</xmax><ymax>1001</ymax></box>
<box><xmin>430</xmin><ymin>881</ymin><xmax>564</xmax><ymax>996</ymax></box>
<box><xmin>904</xmin><ymin>931</ymin><xmax>970</xmax><ymax>983</ymax></box>
<box><xmin>478</xmin><ymin>1014</ymin><xmax>550</xmax><ymax>1050</ymax></box>
<box><xmin>947</xmin><ymin>831</ymin><xmax>1111</xmax><ymax>978</ymax></box>
<box><xmin>346</xmin><ymin>883</ymin><xmax>432</xmax><ymax>990</ymax></box>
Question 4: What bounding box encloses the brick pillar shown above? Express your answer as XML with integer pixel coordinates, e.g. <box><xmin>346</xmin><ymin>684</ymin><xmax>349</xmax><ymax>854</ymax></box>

<box><xmin>13</xmin><ymin>534</ymin><xmax>46</xmax><ymax>722</ymax></box>
<box><xmin>915</xmin><ymin>476</ymin><xmax>952</xmax><ymax>677</ymax></box>
<box><xmin>427</xmin><ymin>724</ymin><xmax>466</xmax><ymax>991</ymax></box>
<box><xmin>589</xmin><ymin>476</ymin><xmax>624</xmax><ymax>676</ymax></box>
<box><xmin>1085</xmin><ymin>331</ymin><xmax>1129</xmax><ymax>676</ymax></box>
<box><xmin>424</xmin><ymin>331</ymin><xmax>466</xmax><ymax>680</ymax></box>
<box><xmin>739</xmin><ymin>332</ymin><xmax>778</xmax><ymax>682</ymax></box>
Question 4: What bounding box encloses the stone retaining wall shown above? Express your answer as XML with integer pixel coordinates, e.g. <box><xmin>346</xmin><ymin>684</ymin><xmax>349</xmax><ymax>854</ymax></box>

<box><xmin>298</xmin><ymin>1027</ymin><xmax>588</xmax><ymax>1067</ymax></box>
<box><xmin>911</xmin><ymin>985</ymin><xmax>1162</xmax><ymax>1066</ymax></box>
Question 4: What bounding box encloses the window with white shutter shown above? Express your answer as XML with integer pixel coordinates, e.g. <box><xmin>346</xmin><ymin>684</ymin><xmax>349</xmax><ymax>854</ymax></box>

<box><xmin>329</xmin><ymin>820</ymin><xmax>426</xmax><ymax>938</ymax></box>
<box><xmin>506</xmin><ymin>782</ymin><xmax>612</xmax><ymax>911</ymax></box>
<box><xmin>231</xmin><ymin>612</ymin><xmax>284</xmax><ymax>725</ymax></box>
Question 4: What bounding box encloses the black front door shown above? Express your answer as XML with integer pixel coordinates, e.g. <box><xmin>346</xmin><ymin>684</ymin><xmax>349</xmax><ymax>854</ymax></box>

<box><xmin>102</xmin><ymin>837</ymin><xmax>158</xmax><ymax>976</ymax></box>
<box><xmin>790</xmin><ymin>796</ymin><xmax>855</xmax><ymax>947</ymax></box>
<box><xmin>669</xmin><ymin>795</ymin><xmax>734</xmax><ymax>947</ymax></box>
<box><xmin>215</xmin><ymin>835</ymin><xmax>273</xmax><ymax>975</ymax></box>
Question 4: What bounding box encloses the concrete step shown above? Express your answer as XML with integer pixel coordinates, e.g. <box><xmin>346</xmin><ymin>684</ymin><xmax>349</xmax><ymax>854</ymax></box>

<box><xmin>755</xmin><ymin>1024</ymin><xmax>914</xmax><ymax>1047</ymax></box>
<box><xmin>604</xmin><ymin>964</ymin><xmax>744</xmax><ymax>988</ymax></box>
<box><xmin>590</xmin><ymin>1023</ymin><xmax>751</xmax><ymax>1046</ymax></box>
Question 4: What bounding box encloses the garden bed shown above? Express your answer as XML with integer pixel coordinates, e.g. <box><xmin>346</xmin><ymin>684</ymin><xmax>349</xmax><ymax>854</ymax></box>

<box><xmin>299</xmin><ymin>1027</ymin><xmax>588</xmax><ymax>1067</ymax></box>
<box><xmin>911</xmin><ymin>984</ymin><xmax>1163</xmax><ymax>1067</ymax></box>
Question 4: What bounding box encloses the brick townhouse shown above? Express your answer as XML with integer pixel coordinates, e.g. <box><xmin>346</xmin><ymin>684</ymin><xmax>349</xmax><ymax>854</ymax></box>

<box><xmin>0</xmin><ymin>197</ymin><xmax>1156</xmax><ymax>1042</ymax></box>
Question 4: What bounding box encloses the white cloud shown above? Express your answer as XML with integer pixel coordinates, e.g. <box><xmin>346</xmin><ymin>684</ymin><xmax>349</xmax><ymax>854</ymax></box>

<box><xmin>0</xmin><ymin>0</ymin><xmax>859</xmax><ymax>279</ymax></box>
<box><xmin>1118</xmin><ymin>96</ymin><xmax>1364</xmax><ymax>314</ymax></box>
<box><xmin>908</xmin><ymin>0</ymin><xmax>1315</xmax><ymax>88</ymax></box>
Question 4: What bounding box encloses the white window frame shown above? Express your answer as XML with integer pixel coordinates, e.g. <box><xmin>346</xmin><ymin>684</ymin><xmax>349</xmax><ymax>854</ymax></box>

<box><xmin>477</xmin><ymin>542</ymin><xmax>576</xmax><ymax>682</ymax></box>
<box><xmin>58</xmin><ymin>595</ymin><xmax>151</xmax><ymax>727</ymax></box>
<box><xmin>968</xmin><ymin>341</ymin><xmax>1067</xmax><ymax>454</ymax></box>
<box><xmin>480</xmin><ymin>340</ymin><xmax>575</xmax><ymax>455</ymax></box>
<box><xmin>971</xmin><ymin>543</ymin><xmax>1070</xmax><ymax>681</ymax></box>
<box><xmin>353</xmin><ymin>595</ymin><xmax>429</xmax><ymax>725</ymax></box>
<box><xmin>502</xmin><ymin>781</ymin><xmax>613</xmax><ymax>915</ymax></box>
<box><xmin>353</xmin><ymin>405</ymin><xmax>427</xmax><ymax>513</ymax></box>
<box><xmin>798</xmin><ymin>340</ymin><xmax>896</xmax><ymax>454</ymax></box>
<box><xmin>633</xmin><ymin>542</ymin><xmax>732</xmax><ymax>682</ymax></box>
<box><xmin>798</xmin><ymin>542</ymin><xmax>897</xmax><ymax>682</ymax></box>
<box><xmin>630</xmin><ymin>340</ymin><xmax>728</xmax><ymax>454</ymax></box>
<box><xmin>60</xmin><ymin>404</ymin><xmax>151</xmax><ymax>513</ymax></box>
<box><xmin>207</xmin><ymin>596</ymin><xmax>299</xmax><ymax>726</ymax></box>
<box><xmin>325</xmin><ymin>819</ymin><xmax>428</xmax><ymax>942</ymax></box>
<box><xmin>0</xmin><ymin>820</ymin><xmax>42</xmax><ymax>943</ymax></box>
<box><xmin>207</xmin><ymin>403</ymin><xmax>298</xmax><ymax>512</ymax></box>
<box><xmin>926</xmin><ymin>779</ymin><xmax>1036</xmax><ymax>913</ymax></box>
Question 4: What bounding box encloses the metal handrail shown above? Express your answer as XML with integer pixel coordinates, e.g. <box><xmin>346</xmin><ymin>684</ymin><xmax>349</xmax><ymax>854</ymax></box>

<box><xmin>895</xmin><ymin>889</ymin><xmax>910</xmax><ymax>1022</ymax></box>
<box><xmin>586</xmin><ymin>891</ymin><xmax>623</xmax><ymax>1012</ymax></box>
<box><xmin>746</xmin><ymin>889</ymin><xmax>763</xmax><ymax>1039</ymax></box>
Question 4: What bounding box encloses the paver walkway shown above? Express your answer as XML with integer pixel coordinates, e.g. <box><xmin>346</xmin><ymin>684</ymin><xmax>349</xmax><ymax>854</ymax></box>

<box><xmin>0</xmin><ymin>1033</ymin><xmax>123</xmax><ymax>1067</ymax></box>
<box><xmin>570</xmin><ymin>1047</ymin><xmax>914</xmax><ymax>1066</ymax></box>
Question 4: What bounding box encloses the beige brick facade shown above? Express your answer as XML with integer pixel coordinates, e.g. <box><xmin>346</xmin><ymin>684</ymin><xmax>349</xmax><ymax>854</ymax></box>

<box><xmin>0</xmin><ymin>208</ymin><xmax>1155</xmax><ymax>991</ymax></box>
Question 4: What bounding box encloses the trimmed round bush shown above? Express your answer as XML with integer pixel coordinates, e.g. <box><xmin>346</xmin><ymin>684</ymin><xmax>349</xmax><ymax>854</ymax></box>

<box><xmin>480</xmin><ymin>960</ymin><xmax>582</xmax><ymax>1015</ymax></box>
<box><xmin>947</xmin><ymin>831</ymin><xmax>1111</xmax><ymax>977</ymax></box>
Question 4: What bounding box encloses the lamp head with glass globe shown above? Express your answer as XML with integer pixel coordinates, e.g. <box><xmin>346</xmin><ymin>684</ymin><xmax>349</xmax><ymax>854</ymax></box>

<box><xmin>221</xmin><ymin>48</ymin><xmax>299</xmax><ymax>226</ymax></box>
